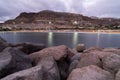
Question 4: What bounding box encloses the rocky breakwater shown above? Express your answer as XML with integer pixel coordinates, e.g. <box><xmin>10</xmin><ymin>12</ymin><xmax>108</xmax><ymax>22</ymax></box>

<box><xmin>0</xmin><ymin>36</ymin><xmax>120</xmax><ymax>80</ymax></box>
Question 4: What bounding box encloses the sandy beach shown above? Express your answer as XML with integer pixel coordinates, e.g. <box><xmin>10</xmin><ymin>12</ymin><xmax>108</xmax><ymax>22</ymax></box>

<box><xmin>0</xmin><ymin>30</ymin><xmax>120</xmax><ymax>34</ymax></box>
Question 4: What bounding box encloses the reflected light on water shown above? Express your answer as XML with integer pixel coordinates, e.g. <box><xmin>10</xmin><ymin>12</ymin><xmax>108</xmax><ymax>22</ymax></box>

<box><xmin>73</xmin><ymin>32</ymin><xmax>78</xmax><ymax>47</ymax></box>
<box><xmin>0</xmin><ymin>31</ymin><xmax>5</xmax><ymax>35</ymax></box>
<box><xmin>13</xmin><ymin>32</ymin><xmax>17</xmax><ymax>35</ymax></box>
<box><xmin>0</xmin><ymin>32</ymin><xmax>5</xmax><ymax>38</ymax></box>
<box><xmin>48</xmin><ymin>32</ymin><xmax>53</xmax><ymax>46</ymax></box>
<box><xmin>97</xmin><ymin>30</ymin><xmax>100</xmax><ymax>47</ymax></box>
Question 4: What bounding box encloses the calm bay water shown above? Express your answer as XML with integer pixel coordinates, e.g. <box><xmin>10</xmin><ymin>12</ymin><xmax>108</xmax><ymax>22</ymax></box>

<box><xmin>0</xmin><ymin>32</ymin><xmax>120</xmax><ymax>48</ymax></box>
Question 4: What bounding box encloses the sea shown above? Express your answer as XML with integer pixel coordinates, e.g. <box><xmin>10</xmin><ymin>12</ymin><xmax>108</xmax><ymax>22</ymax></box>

<box><xmin>0</xmin><ymin>31</ymin><xmax>120</xmax><ymax>48</ymax></box>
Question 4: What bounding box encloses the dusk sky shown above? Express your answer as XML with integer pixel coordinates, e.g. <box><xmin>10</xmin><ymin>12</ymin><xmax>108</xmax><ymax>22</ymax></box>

<box><xmin>0</xmin><ymin>0</ymin><xmax>120</xmax><ymax>23</ymax></box>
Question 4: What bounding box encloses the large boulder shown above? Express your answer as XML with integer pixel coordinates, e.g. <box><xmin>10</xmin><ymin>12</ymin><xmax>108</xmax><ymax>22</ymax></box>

<box><xmin>57</xmin><ymin>59</ymin><xmax>69</xmax><ymax>80</ymax></box>
<box><xmin>10</xmin><ymin>42</ymin><xmax>46</xmax><ymax>54</ymax></box>
<box><xmin>38</xmin><ymin>56</ymin><xmax>60</xmax><ymax>80</ymax></box>
<box><xmin>0</xmin><ymin>37</ymin><xmax>8</xmax><ymax>52</ymax></box>
<box><xmin>116</xmin><ymin>69</ymin><xmax>120</xmax><ymax>80</ymax></box>
<box><xmin>0</xmin><ymin>47</ymin><xmax>32</xmax><ymax>78</ymax></box>
<box><xmin>102</xmin><ymin>53</ymin><xmax>120</xmax><ymax>73</ymax></box>
<box><xmin>1</xmin><ymin>65</ymin><xmax>43</xmax><ymax>80</ymax></box>
<box><xmin>103</xmin><ymin>48</ymin><xmax>118</xmax><ymax>52</ymax></box>
<box><xmin>84</xmin><ymin>47</ymin><xmax>103</xmax><ymax>53</ymax></box>
<box><xmin>90</xmin><ymin>51</ymin><xmax>113</xmax><ymax>58</ymax></box>
<box><xmin>67</xmin><ymin>48</ymin><xmax>75</xmax><ymax>58</ymax></box>
<box><xmin>103</xmin><ymin>48</ymin><xmax>120</xmax><ymax>56</ymax></box>
<box><xmin>29</xmin><ymin>45</ymin><xmax>71</xmax><ymax>64</ymax></box>
<box><xmin>67</xmin><ymin>65</ymin><xmax>114</xmax><ymax>80</ymax></box>
<box><xmin>71</xmin><ymin>48</ymin><xmax>79</xmax><ymax>55</ymax></box>
<box><xmin>76</xmin><ymin>44</ymin><xmax>85</xmax><ymax>52</ymax></box>
<box><xmin>70</xmin><ymin>53</ymin><xmax>81</xmax><ymax>62</ymax></box>
<box><xmin>30</xmin><ymin>45</ymin><xmax>73</xmax><ymax>80</ymax></box>
<box><xmin>77</xmin><ymin>53</ymin><xmax>102</xmax><ymax>68</ymax></box>
<box><xmin>68</xmin><ymin>60</ymin><xmax>79</xmax><ymax>74</ymax></box>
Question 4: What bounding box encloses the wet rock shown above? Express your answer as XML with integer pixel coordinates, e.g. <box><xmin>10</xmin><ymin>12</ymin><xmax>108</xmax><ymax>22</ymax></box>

<box><xmin>10</xmin><ymin>42</ymin><xmax>46</xmax><ymax>54</ymax></box>
<box><xmin>30</xmin><ymin>45</ymin><xmax>70</xmax><ymax>64</ymax></box>
<box><xmin>76</xmin><ymin>44</ymin><xmax>85</xmax><ymax>52</ymax></box>
<box><xmin>0</xmin><ymin>37</ymin><xmax>8</xmax><ymax>52</ymax></box>
<box><xmin>8</xmin><ymin>43</ymin><xmax>24</xmax><ymax>47</ymax></box>
<box><xmin>1</xmin><ymin>65</ymin><xmax>43</xmax><ymax>80</ymax></box>
<box><xmin>21</xmin><ymin>43</ymin><xmax>45</xmax><ymax>54</ymax></box>
<box><xmin>77</xmin><ymin>53</ymin><xmax>102</xmax><ymax>68</ymax></box>
<box><xmin>38</xmin><ymin>56</ymin><xmax>60</xmax><ymax>80</ymax></box>
<box><xmin>67</xmin><ymin>65</ymin><xmax>114</xmax><ymax>80</ymax></box>
<box><xmin>102</xmin><ymin>53</ymin><xmax>120</xmax><ymax>74</ymax></box>
<box><xmin>0</xmin><ymin>47</ymin><xmax>32</xmax><ymax>78</ymax></box>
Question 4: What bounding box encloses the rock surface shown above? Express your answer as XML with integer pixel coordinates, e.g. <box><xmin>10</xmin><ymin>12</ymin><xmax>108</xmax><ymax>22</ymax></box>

<box><xmin>102</xmin><ymin>53</ymin><xmax>120</xmax><ymax>73</ymax></box>
<box><xmin>30</xmin><ymin>45</ymin><xmax>70</xmax><ymax>64</ymax></box>
<box><xmin>90</xmin><ymin>51</ymin><xmax>113</xmax><ymax>58</ymax></box>
<box><xmin>77</xmin><ymin>53</ymin><xmax>102</xmax><ymax>68</ymax></box>
<box><xmin>103</xmin><ymin>48</ymin><xmax>118</xmax><ymax>52</ymax></box>
<box><xmin>76</xmin><ymin>44</ymin><xmax>85</xmax><ymax>52</ymax></box>
<box><xmin>0</xmin><ymin>38</ymin><xmax>119</xmax><ymax>80</ymax></box>
<box><xmin>10</xmin><ymin>42</ymin><xmax>46</xmax><ymax>54</ymax></box>
<box><xmin>103</xmin><ymin>48</ymin><xmax>120</xmax><ymax>55</ymax></box>
<box><xmin>57</xmin><ymin>60</ymin><xmax>69</xmax><ymax>80</ymax></box>
<box><xmin>84</xmin><ymin>47</ymin><xmax>103</xmax><ymax>53</ymax></box>
<box><xmin>38</xmin><ymin>56</ymin><xmax>60</xmax><ymax>80</ymax></box>
<box><xmin>1</xmin><ymin>65</ymin><xmax>43</xmax><ymax>80</ymax></box>
<box><xmin>116</xmin><ymin>69</ymin><xmax>120</xmax><ymax>80</ymax></box>
<box><xmin>70</xmin><ymin>53</ymin><xmax>81</xmax><ymax>62</ymax></box>
<box><xmin>0</xmin><ymin>47</ymin><xmax>32</xmax><ymax>78</ymax></box>
<box><xmin>0</xmin><ymin>37</ymin><xmax>8</xmax><ymax>52</ymax></box>
<box><xmin>68</xmin><ymin>60</ymin><xmax>79</xmax><ymax>74</ymax></box>
<box><xmin>67</xmin><ymin>65</ymin><xmax>114</xmax><ymax>80</ymax></box>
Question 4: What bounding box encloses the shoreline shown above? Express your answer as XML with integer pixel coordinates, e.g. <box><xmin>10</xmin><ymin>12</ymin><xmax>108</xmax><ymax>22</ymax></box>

<box><xmin>0</xmin><ymin>37</ymin><xmax>120</xmax><ymax>80</ymax></box>
<box><xmin>0</xmin><ymin>30</ymin><xmax>120</xmax><ymax>34</ymax></box>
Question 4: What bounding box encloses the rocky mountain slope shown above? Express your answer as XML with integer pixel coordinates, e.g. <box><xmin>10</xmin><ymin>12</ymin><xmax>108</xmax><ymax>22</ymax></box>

<box><xmin>1</xmin><ymin>10</ymin><xmax>120</xmax><ymax>30</ymax></box>
<box><xmin>5</xmin><ymin>10</ymin><xmax>91</xmax><ymax>24</ymax></box>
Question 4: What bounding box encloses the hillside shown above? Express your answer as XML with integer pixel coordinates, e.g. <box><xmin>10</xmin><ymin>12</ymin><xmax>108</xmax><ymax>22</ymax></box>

<box><xmin>1</xmin><ymin>10</ymin><xmax>120</xmax><ymax>30</ymax></box>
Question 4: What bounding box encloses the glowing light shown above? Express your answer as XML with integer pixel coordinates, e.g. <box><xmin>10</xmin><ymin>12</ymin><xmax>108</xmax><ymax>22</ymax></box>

<box><xmin>73</xmin><ymin>32</ymin><xmax>78</xmax><ymax>46</ymax></box>
<box><xmin>48</xmin><ymin>32</ymin><xmax>53</xmax><ymax>46</ymax></box>
<box><xmin>96</xmin><ymin>30</ymin><xmax>100</xmax><ymax>47</ymax></box>
<box><xmin>13</xmin><ymin>31</ymin><xmax>17</xmax><ymax>35</ymax></box>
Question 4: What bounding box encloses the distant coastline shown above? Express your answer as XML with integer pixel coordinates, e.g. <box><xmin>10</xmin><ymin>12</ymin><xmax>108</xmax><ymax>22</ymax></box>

<box><xmin>1</xmin><ymin>10</ymin><xmax>120</xmax><ymax>31</ymax></box>
<box><xmin>0</xmin><ymin>30</ymin><xmax>120</xmax><ymax>34</ymax></box>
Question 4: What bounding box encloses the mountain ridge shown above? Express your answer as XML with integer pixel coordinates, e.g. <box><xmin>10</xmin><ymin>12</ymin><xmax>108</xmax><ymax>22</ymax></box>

<box><xmin>4</xmin><ymin>10</ymin><xmax>97</xmax><ymax>24</ymax></box>
<box><xmin>1</xmin><ymin>10</ymin><xmax>120</xmax><ymax>30</ymax></box>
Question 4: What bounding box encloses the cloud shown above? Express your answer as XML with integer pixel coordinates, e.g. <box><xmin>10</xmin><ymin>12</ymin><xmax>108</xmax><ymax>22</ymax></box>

<box><xmin>83</xmin><ymin>0</ymin><xmax>120</xmax><ymax>17</ymax></box>
<box><xmin>0</xmin><ymin>0</ymin><xmax>120</xmax><ymax>23</ymax></box>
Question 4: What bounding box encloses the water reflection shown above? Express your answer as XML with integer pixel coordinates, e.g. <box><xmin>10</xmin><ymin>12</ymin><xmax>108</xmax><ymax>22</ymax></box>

<box><xmin>73</xmin><ymin>32</ymin><xmax>78</xmax><ymax>47</ymax></box>
<box><xmin>48</xmin><ymin>32</ymin><xmax>53</xmax><ymax>46</ymax></box>
<box><xmin>96</xmin><ymin>30</ymin><xmax>100</xmax><ymax>47</ymax></box>
<box><xmin>0</xmin><ymin>32</ymin><xmax>120</xmax><ymax>48</ymax></box>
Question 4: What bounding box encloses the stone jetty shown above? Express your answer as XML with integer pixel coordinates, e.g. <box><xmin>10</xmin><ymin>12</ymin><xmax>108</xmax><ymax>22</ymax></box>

<box><xmin>0</xmin><ymin>36</ymin><xmax>120</xmax><ymax>80</ymax></box>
